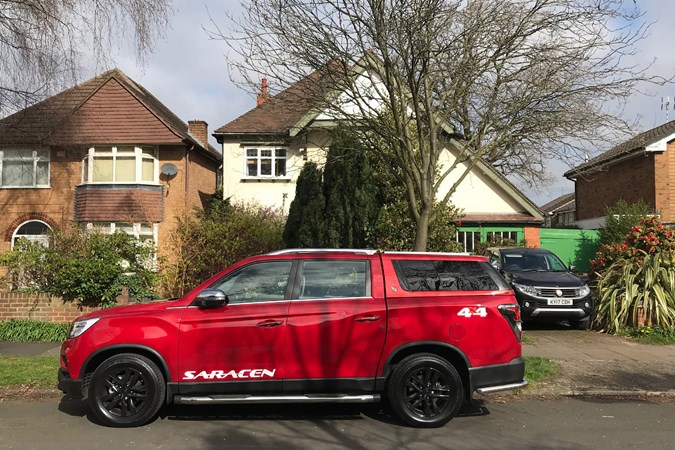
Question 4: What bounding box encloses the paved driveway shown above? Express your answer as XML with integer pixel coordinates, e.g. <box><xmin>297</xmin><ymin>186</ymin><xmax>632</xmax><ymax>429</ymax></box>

<box><xmin>520</xmin><ymin>324</ymin><xmax>675</xmax><ymax>393</ymax></box>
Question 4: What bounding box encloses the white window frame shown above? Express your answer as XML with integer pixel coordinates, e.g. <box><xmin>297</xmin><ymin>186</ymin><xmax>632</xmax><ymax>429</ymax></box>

<box><xmin>243</xmin><ymin>146</ymin><xmax>289</xmax><ymax>179</ymax></box>
<box><xmin>0</xmin><ymin>148</ymin><xmax>50</xmax><ymax>188</ymax></box>
<box><xmin>86</xmin><ymin>222</ymin><xmax>158</xmax><ymax>243</ymax></box>
<box><xmin>11</xmin><ymin>220</ymin><xmax>52</xmax><ymax>249</ymax></box>
<box><xmin>82</xmin><ymin>146</ymin><xmax>158</xmax><ymax>185</ymax></box>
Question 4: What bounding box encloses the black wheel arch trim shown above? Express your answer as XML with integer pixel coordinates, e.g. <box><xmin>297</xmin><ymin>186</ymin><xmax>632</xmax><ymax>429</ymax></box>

<box><xmin>79</xmin><ymin>344</ymin><xmax>172</xmax><ymax>382</ymax></box>
<box><xmin>380</xmin><ymin>341</ymin><xmax>471</xmax><ymax>378</ymax></box>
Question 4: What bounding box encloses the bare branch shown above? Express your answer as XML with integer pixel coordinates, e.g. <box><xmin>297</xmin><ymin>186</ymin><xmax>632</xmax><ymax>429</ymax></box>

<box><xmin>214</xmin><ymin>0</ymin><xmax>671</xmax><ymax>250</ymax></box>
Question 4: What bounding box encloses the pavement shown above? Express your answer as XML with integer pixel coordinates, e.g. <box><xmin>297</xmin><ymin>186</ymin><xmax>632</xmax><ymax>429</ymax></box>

<box><xmin>2</xmin><ymin>326</ymin><xmax>675</xmax><ymax>398</ymax></box>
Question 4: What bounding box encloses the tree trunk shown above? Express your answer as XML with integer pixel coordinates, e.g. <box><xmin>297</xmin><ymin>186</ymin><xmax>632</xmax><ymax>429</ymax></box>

<box><xmin>413</xmin><ymin>209</ymin><xmax>430</xmax><ymax>252</ymax></box>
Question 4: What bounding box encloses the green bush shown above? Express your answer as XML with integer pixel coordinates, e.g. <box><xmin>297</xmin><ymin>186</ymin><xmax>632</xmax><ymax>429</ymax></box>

<box><xmin>594</xmin><ymin>250</ymin><xmax>675</xmax><ymax>332</ymax></box>
<box><xmin>375</xmin><ymin>200</ymin><xmax>463</xmax><ymax>252</ymax></box>
<box><xmin>0</xmin><ymin>226</ymin><xmax>158</xmax><ymax>308</ymax></box>
<box><xmin>598</xmin><ymin>199</ymin><xmax>654</xmax><ymax>246</ymax></box>
<box><xmin>0</xmin><ymin>319</ymin><xmax>69</xmax><ymax>342</ymax></box>
<box><xmin>162</xmin><ymin>197</ymin><xmax>285</xmax><ymax>297</ymax></box>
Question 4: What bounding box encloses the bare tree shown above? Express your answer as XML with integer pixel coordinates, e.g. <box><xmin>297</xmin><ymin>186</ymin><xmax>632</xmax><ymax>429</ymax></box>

<box><xmin>216</xmin><ymin>0</ymin><xmax>669</xmax><ymax>250</ymax></box>
<box><xmin>0</xmin><ymin>0</ymin><xmax>173</xmax><ymax>114</ymax></box>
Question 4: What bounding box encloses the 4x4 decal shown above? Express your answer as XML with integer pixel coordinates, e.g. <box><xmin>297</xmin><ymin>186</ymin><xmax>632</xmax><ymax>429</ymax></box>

<box><xmin>457</xmin><ymin>307</ymin><xmax>488</xmax><ymax>318</ymax></box>
<box><xmin>183</xmin><ymin>369</ymin><xmax>277</xmax><ymax>380</ymax></box>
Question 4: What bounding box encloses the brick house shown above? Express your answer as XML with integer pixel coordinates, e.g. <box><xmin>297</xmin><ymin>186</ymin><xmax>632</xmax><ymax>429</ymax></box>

<box><xmin>564</xmin><ymin>120</ymin><xmax>675</xmax><ymax>229</ymax></box>
<box><xmin>0</xmin><ymin>69</ymin><xmax>221</xmax><ymax>255</ymax></box>
<box><xmin>540</xmin><ymin>193</ymin><xmax>576</xmax><ymax>228</ymax></box>
<box><xmin>214</xmin><ymin>64</ymin><xmax>543</xmax><ymax>251</ymax></box>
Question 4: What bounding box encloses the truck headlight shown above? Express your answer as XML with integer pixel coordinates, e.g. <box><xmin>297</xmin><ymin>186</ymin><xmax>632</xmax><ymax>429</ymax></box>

<box><xmin>512</xmin><ymin>283</ymin><xmax>537</xmax><ymax>296</ymax></box>
<box><xmin>68</xmin><ymin>318</ymin><xmax>100</xmax><ymax>339</ymax></box>
<box><xmin>579</xmin><ymin>284</ymin><xmax>591</xmax><ymax>297</ymax></box>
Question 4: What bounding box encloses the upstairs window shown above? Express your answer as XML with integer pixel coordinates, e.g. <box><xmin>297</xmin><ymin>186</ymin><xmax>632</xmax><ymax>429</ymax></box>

<box><xmin>0</xmin><ymin>149</ymin><xmax>50</xmax><ymax>188</ymax></box>
<box><xmin>245</xmin><ymin>147</ymin><xmax>287</xmax><ymax>178</ymax></box>
<box><xmin>83</xmin><ymin>146</ymin><xmax>157</xmax><ymax>184</ymax></box>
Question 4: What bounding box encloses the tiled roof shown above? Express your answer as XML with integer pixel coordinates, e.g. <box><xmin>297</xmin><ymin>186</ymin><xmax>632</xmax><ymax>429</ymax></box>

<box><xmin>214</xmin><ymin>64</ymin><xmax>338</xmax><ymax>136</ymax></box>
<box><xmin>565</xmin><ymin>119</ymin><xmax>675</xmax><ymax>177</ymax></box>
<box><xmin>461</xmin><ymin>213</ymin><xmax>543</xmax><ymax>224</ymax></box>
<box><xmin>0</xmin><ymin>69</ymin><xmax>221</xmax><ymax>161</ymax></box>
<box><xmin>540</xmin><ymin>193</ymin><xmax>575</xmax><ymax>214</ymax></box>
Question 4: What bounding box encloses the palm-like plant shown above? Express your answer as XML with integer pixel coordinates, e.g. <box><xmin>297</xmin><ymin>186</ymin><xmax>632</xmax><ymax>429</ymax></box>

<box><xmin>594</xmin><ymin>250</ymin><xmax>675</xmax><ymax>333</ymax></box>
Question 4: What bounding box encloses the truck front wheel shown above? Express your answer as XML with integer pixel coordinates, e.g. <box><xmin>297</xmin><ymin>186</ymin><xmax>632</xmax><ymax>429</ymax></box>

<box><xmin>387</xmin><ymin>353</ymin><xmax>463</xmax><ymax>428</ymax></box>
<box><xmin>88</xmin><ymin>353</ymin><xmax>166</xmax><ymax>427</ymax></box>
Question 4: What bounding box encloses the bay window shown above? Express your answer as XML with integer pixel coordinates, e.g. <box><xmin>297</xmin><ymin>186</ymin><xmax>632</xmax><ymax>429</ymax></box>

<box><xmin>83</xmin><ymin>146</ymin><xmax>157</xmax><ymax>184</ymax></box>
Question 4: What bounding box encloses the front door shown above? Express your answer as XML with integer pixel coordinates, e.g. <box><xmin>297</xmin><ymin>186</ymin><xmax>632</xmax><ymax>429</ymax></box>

<box><xmin>178</xmin><ymin>260</ymin><xmax>294</xmax><ymax>395</ymax></box>
<box><xmin>283</xmin><ymin>258</ymin><xmax>387</xmax><ymax>393</ymax></box>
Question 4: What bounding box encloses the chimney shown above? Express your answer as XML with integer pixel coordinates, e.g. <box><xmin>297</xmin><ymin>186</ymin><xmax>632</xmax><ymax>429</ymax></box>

<box><xmin>256</xmin><ymin>78</ymin><xmax>270</xmax><ymax>106</ymax></box>
<box><xmin>188</xmin><ymin>120</ymin><xmax>209</xmax><ymax>149</ymax></box>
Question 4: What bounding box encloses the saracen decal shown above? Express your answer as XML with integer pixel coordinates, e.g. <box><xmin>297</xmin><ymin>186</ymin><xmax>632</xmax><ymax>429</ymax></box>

<box><xmin>183</xmin><ymin>369</ymin><xmax>277</xmax><ymax>380</ymax></box>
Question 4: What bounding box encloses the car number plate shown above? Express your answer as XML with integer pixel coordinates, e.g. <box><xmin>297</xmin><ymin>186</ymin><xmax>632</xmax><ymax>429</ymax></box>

<box><xmin>547</xmin><ymin>298</ymin><xmax>573</xmax><ymax>306</ymax></box>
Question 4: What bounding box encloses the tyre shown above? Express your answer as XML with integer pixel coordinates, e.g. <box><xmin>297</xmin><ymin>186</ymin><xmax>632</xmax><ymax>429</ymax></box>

<box><xmin>387</xmin><ymin>353</ymin><xmax>463</xmax><ymax>428</ymax></box>
<box><xmin>88</xmin><ymin>353</ymin><xmax>166</xmax><ymax>427</ymax></box>
<box><xmin>569</xmin><ymin>318</ymin><xmax>590</xmax><ymax>330</ymax></box>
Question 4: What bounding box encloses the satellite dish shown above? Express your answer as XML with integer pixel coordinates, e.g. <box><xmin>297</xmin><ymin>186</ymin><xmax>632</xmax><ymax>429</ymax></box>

<box><xmin>160</xmin><ymin>163</ymin><xmax>178</xmax><ymax>177</ymax></box>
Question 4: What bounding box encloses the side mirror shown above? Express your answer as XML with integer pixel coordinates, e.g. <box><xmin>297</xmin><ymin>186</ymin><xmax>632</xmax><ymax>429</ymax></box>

<box><xmin>569</xmin><ymin>265</ymin><xmax>576</xmax><ymax>272</ymax></box>
<box><xmin>193</xmin><ymin>289</ymin><xmax>228</xmax><ymax>309</ymax></box>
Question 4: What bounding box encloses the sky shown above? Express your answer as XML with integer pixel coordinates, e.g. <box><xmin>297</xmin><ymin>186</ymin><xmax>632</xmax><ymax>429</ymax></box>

<box><xmin>104</xmin><ymin>0</ymin><xmax>675</xmax><ymax>207</ymax></box>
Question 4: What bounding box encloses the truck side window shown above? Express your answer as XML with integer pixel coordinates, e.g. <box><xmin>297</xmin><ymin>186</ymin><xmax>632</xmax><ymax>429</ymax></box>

<box><xmin>210</xmin><ymin>261</ymin><xmax>293</xmax><ymax>303</ymax></box>
<box><xmin>392</xmin><ymin>260</ymin><xmax>509</xmax><ymax>292</ymax></box>
<box><xmin>298</xmin><ymin>260</ymin><xmax>370</xmax><ymax>299</ymax></box>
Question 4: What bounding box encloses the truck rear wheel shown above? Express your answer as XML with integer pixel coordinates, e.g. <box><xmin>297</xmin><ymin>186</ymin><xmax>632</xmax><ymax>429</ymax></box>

<box><xmin>387</xmin><ymin>353</ymin><xmax>463</xmax><ymax>427</ymax></box>
<box><xmin>88</xmin><ymin>353</ymin><xmax>165</xmax><ymax>427</ymax></box>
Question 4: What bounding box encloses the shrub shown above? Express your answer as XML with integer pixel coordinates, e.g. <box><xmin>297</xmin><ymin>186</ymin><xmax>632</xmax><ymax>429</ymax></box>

<box><xmin>0</xmin><ymin>319</ymin><xmax>69</xmax><ymax>342</ymax></box>
<box><xmin>594</xmin><ymin>250</ymin><xmax>675</xmax><ymax>332</ymax></box>
<box><xmin>0</xmin><ymin>227</ymin><xmax>158</xmax><ymax>308</ymax></box>
<box><xmin>590</xmin><ymin>216</ymin><xmax>675</xmax><ymax>275</ymax></box>
<box><xmin>161</xmin><ymin>198</ymin><xmax>285</xmax><ymax>297</ymax></box>
<box><xmin>375</xmin><ymin>200</ymin><xmax>463</xmax><ymax>252</ymax></box>
<box><xmin>597</xmin><ymin>199</ymin><xmax>654</xmax><ymax>246</ymax></box>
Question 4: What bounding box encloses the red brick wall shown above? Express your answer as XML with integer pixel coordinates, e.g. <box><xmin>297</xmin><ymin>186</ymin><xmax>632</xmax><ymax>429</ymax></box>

<box><xmin>524</xmin><ymin>225</ymin><xmax>540</xmax><ymax>247</ymax></box>
<box><xmin>575</xmin><ymin>153</ymin><xmax>656</xmax><ymax>220</ymax></box>
<box><xmin>187</xmin><ymin>150</ymin><xmax>218</xmax><ymax>211</ymax></box>
<box><xmin>654</xmin><ymin>143</ymin><xmax>675</xmax><ymax>222</ymax></box>
<box><xmin>0</xmin><ymin>292</ymin><xmax>98</xmax><ymax>324</ymax></box>
<box><xmin>0</xmin><ymin>146</ymin><xmax>83</xmax><ymax>253</ymax></box>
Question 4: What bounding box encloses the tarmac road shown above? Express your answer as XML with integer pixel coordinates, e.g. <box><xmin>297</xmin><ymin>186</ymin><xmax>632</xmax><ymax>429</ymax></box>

<box><xmin>0</xmin><ymin>396</ymin><xmax>673</xmax><ymax>450</ymax></box>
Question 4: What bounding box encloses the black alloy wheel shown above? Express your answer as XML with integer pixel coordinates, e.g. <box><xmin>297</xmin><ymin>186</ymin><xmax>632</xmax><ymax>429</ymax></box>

<box><xmin>89</xmin><ymin>353</ymin><xmax>165</xmax><ymax>427</ymax></box>
<box><xmin>404</xmin><ymin>366</ymin><xmax>452</xmax><ymax>419</ymax></box>
<box><xmin>387</xmin><ymin>353</ymin><xmax>463</xmax><ymax>427</ymax></box>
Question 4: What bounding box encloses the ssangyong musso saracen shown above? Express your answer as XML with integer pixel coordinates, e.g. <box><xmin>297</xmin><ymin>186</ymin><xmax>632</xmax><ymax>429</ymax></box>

<box><xmin>58</xmin><ymin>249</ymin><xmax>526</xmax><ymax>427</ymax></box>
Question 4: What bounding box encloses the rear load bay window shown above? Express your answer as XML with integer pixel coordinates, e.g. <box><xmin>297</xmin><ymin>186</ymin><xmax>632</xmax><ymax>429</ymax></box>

<box><xmin>392</xmin><ymin>260</ymin><xmax>509</xmax><ymax>292</ymax></box>
<box><xmin>83</xmin><ymin>146</ymin><xmax>157</xmax><ymax>184</ymax></box>
<box><xmin>245</xmin><ymin>147</ymin><xmax>287</xmax><ymax>178</ymax></box>
<box><xmin>0</xmin><ymin>149</ymin><xmax>50</xmax><ymax>188</ymax></box>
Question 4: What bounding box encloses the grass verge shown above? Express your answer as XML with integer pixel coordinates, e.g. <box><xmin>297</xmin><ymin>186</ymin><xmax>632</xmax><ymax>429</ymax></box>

<box><xmin>619</xmin><ymin>326</ymin><xmax>675</xmax><ymax>345</ymax></box>
<box><xmin>524</xmin><ymin>356</ymin><xmax>558</xmax><ymax>383</ymax></box>
<box><xmin>0</xmin><ymin>354</ymin><xmax>560</xmax><ymax>391</ymax></box>
<box><xmin>0</xmin><ymin>355</ymin><xmax>60</xmax><ymax>388</ymax></box>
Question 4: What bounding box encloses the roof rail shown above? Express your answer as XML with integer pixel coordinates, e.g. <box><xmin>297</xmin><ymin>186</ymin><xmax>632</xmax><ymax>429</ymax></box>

<box><xmin>267</xmin><ymin>248</ymin><xmax>378</xmax><ymax>255</ymax></box>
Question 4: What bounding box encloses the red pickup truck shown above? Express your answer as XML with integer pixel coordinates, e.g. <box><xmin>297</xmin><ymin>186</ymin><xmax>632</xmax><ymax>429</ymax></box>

<box><xmin>58</xmin><ymin>249</ymin><xmax>526</xmax><ymax>428</ymax></box>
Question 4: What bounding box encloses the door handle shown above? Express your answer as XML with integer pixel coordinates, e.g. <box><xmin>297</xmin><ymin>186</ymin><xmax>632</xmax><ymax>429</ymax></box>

<box><xmin>355</xmin><ymin>316</ymin><xmax>380</xmax><ymax>322</ymax></box>
<box><xmin>257</xmin><ymin>320</ymin><xmax>284</xmax><ymax>327</ymax></box>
